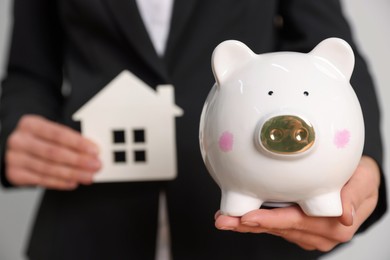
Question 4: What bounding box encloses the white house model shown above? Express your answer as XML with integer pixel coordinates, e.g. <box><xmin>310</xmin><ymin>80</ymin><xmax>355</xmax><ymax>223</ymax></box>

<box><xmin>73</xmin><ymin>70</ymin><xmax>184</xmax><ymax>182</ymax></box>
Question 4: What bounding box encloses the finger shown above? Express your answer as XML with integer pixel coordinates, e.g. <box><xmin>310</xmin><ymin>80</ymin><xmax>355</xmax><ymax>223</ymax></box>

<box><xmin>17</xmin><ymin>115</ymin><xmax>99</xmax><ymax>155</ymax></box>
<box><xmin>292</xmin><ymin>242</ymin><xmax>316</xmax><ymax>251</ymax></box>
<box><xmin>216</xmin><ymin>211</ymin><xmax>352</xmax><ymax>250</ymax></box>
<box><xmin>215</xmin><ymin>213</ymin><xmax>270</xmax><ymax>233</ymax></box>
<box><xmin>6</xmin><ymin>166</ymin><xmax>78</xmax><ymax>190</ymax></box>
<box><xmin>8</xmin><ymin>131</ymin><xmax>101</xmax><ymax>171</ymax></box>
<box><xmin>7</xmin><ymin>150</ymin><xmax>95</xmax><ymax>185</ymax></box>
<box><xmin>241</xmin><ymin>206</ymin><xmax>312</xmax><ymax>230</ymax></box>
<box><xmin>268</xmin><ymin>229</ymin><xmax>340</xmax><ymax>252</ymax></box>
<box><xmin>241</xmin><ymin>207</ymin><xmax>341</xmax><ymax>236</ymax></box>
<box><xmin>241</xmin><ymin>207</ymin><xmax>356</xmax><ymax>243</ymax></box>
<box><xmin>214</xmin><ymin>210</ymin><xmax>222</xmax><ymax>220</ymax></box>
<box><xmin>215</xmin><ymin>214</ymin><xmax>240</xmax><ymax>231</ymax></box>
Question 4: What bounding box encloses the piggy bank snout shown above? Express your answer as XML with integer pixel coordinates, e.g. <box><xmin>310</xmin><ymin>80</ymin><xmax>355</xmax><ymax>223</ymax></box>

<box><xmin>257</xmin><ymin>115</ymin><xmax>315</xmax><ymax>155</ymax></box>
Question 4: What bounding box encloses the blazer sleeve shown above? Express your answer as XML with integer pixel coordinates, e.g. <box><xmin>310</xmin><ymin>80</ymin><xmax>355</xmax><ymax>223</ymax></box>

<box><xmin>0</xmin><ymin>0</ymin><xmax>64</xmax><ymax>187</ymax></box>
<box><xmin>277</xmin><ymin>0</ymin><xmax>387</xmax><ymax>232</ymax></box>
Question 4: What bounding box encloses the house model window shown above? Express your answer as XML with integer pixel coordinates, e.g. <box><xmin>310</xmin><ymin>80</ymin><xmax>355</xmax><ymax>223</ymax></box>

<box><xmin>133</xmin><ymin>129</ymin><xmax>146</xmax><ymax>162</ymax></box>
<box><xmin>112</xmin><ymin>129</ymin><xmax>147</xmax><ymax>163</ymax></box>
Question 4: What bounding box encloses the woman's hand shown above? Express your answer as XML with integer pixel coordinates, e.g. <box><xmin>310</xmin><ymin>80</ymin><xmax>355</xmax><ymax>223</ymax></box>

<box><xmin>5</xmin><ymin>115</ymin><xmax>101</xmax><ymax>190</ymax></box>
<box><xmin>215</xmin><ymin>156</ymin><xmax>380</xmax><ymax>252</ymax></box>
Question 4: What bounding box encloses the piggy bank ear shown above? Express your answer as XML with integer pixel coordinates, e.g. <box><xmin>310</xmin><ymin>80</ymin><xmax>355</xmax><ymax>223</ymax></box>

<box><xmin>212</xmin><ymin>40</ymin><xmax>255</xmax><ymax>86</ymax></box>
<box><xmin>309</xmin><ymin>38</ymin><xmax>355</xmax><ymax>80</ymax></box>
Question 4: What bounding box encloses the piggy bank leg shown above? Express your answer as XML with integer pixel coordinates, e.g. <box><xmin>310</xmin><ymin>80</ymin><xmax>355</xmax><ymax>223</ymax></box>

<box><xmin>220</xmin><ymin>191</ymin><xmax>263</xmax><ymax>217</ymax></box>
<box><xmin>299</xmin><ymin>191</ymin><xmax>342</xmax><ymax>217</ymax></box>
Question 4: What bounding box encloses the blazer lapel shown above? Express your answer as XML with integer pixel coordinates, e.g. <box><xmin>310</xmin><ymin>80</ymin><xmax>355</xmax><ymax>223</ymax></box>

<box><xmin>101</xmin><ymin>0</ymin><xmax>169</xmax><ymax>81</ymax></box>
<box><xmin>164</xmin><ymin>0</ymin><xmax>198</xmax><ymax>61</ymax></box>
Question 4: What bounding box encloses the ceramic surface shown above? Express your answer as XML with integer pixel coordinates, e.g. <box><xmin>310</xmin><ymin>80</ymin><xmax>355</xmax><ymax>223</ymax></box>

<box><xmin>199</xmin><ymin>38</ymin><xmax>364</xmax><ymax>216</ymax></box>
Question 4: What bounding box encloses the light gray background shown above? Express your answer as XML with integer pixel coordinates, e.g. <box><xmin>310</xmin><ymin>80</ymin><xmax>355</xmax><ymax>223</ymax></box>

<box><xmin>0</xmin><ymin>1</ymin><xmax>389</xmax><ymax>259</ymax></box>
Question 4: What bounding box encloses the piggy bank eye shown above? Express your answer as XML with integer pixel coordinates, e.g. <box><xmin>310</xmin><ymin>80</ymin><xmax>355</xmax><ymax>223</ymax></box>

<box><xmin>303</xmin><ymin>91</ymin><xmax>309</xmax><ymax>96</ymax></box>
<box><xmin>268</xmin><ymin>91</ymin><xmax>274</xmax><ymax>96</ymax></box>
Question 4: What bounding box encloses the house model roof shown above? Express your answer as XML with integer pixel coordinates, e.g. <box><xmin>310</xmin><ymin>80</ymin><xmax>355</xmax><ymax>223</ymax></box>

<box><xmin>73</xmin><ymin>70</ymin><xmax>183</xmax><ymax>120</ymax></box>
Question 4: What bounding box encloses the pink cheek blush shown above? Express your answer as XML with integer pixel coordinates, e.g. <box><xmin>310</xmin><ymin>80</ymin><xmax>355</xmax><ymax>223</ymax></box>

<box><xmin>219</xmin><ymin>131</ymin><xmax>234</xmax><ymax>152</ymax></box>
<box><xmin>334</xmin><ymin>129</ymin><xmax>350</xmax><ymax>148</ymax></box>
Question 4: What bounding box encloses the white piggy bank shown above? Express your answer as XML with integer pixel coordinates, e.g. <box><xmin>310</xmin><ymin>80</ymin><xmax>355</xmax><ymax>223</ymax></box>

<box><xmin>199</xmin><ymin>38</ymin><xmax>364</xmax><ymax>217</ymax></box>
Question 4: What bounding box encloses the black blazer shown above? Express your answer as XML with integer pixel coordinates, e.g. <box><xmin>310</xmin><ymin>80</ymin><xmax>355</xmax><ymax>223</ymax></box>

<box><xmin>0</xmin><ymin>0</ymin><xmax>387</xmax><ymax>259</ymax></box>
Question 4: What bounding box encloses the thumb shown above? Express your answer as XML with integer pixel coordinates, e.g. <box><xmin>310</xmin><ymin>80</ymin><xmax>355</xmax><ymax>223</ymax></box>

<box><xmin>338</xmin><ymin>186</ymin><xmax>355</xmax><ymax>226</ymax></box>
<box><xmin>337</xmin><ymin>156</ymin><xmax>380</xmax><ymax>226</ymax></box>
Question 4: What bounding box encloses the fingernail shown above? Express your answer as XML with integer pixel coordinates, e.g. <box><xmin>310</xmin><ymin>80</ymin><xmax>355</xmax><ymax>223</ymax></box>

<box><xmin>219</xmin><ymin>226</ymin><xmax>235</xmax><ymax>231</ymax></box>
<box><xmin>242</xmin><ymin>221</ymin><xmax>260</xmax><ymax>227</ymax></box>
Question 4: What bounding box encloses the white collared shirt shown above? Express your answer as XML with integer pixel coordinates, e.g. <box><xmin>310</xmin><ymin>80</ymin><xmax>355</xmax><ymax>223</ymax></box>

<box><xmin>135</xmin><ymin>0</ymin><xmax>174</xmax><ymax>56</ymax></box>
